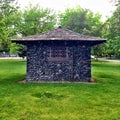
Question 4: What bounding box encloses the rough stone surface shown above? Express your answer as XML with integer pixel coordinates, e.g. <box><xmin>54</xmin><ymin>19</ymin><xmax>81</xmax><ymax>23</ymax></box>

<box><xmin>12</xmin><ymin>27</ymin><xmax>106</xmax><ymax>82</ymax></box>
<box><xmin>26</xmin><ymin>41</ymin><xmax>91</xmax><ymax>82</ymax></box>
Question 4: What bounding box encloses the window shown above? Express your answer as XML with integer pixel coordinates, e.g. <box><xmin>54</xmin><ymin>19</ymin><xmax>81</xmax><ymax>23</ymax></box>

<box><xmin>51</xmin><ymin>47</ymin><xmax>67</xmax><ymax>58</ymax></box>
<box><xmin>48</xmin><ymin>47</ymin><xmax>68</xmax><ymax>62</ymax></box>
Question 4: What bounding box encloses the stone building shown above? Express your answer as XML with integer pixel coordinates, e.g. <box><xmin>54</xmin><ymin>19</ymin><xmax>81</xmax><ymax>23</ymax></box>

<box><xmin>13</xmin><ymin>26</ymin><xmax>106</xmax><ymax>82</ymax></box>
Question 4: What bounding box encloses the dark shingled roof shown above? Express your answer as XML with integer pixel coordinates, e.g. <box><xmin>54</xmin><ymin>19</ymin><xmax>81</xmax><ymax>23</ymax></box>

<box><xmin>12</xmin><ymin>26</ymin><xmax>106</xmax><ymax>43</ymax></box>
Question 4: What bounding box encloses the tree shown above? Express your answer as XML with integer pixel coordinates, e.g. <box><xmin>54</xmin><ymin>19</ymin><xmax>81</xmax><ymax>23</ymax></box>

<box><xmin>17</xmin><ymin>45</ymin><xmax>27</xmax><ymax>59</ymax></box>
<box><xmin>0</xmin><ymin>3</ymin><xmax>56</xmax><ymax>55</ymax></box>
<box><xmin>59</xmin><ymin>7</ymin><xmax>90</xmax><ymax>34</ymax></box>
<box><xmin>19</xmin><ymin>4</ymin><xmax>56</xmax><ymax>36</ymax></box>
<box><xmin>101</xmin><ymin>4</ymin><xmax>120</xmax><ymax>58</ymax></box>
<box><xmin>0</xmin><ymin>0</ymin><xmax>20</xmax><ymax>52</ymax></box>
<box><xmin>9</xmin><ymin>5</ymin><xmax>56</xmax><ymax>57</ymax></box>
<box><xmin>59</xmin><ymin>6</ymin><xmax>105</xmax><ymax>57</ymax></box>
<box><xmin>59</xmin><ymin>6</ymin><xmax>102</xmax><ymax>36</ymax></box>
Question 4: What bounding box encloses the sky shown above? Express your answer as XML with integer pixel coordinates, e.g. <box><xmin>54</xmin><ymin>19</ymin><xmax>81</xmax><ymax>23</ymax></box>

<box><xmin>18</xmin><ymin>0</ymin><xmax>116</xmax><ymax>21</ymax></box>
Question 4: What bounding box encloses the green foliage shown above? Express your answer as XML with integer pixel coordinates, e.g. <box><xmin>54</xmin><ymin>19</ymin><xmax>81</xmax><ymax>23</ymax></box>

<box><xmin>0</xmin><ymin>60</ymin><xmax>120</xmax><ymax>119</ymax></box>
<box><xmin>59</xmin><ymin>6</ymin><xmax>102</xmax><ymax>36</ymax></box>
<box><xmin>17</xmin><ymin>45</ymin><xmax>27</xmax><ymax>59</ymax></box>
<box><xmin>59</xmin><ymin>7</ymin><xmax>90</xmax><ymax>34</ymax></box>
<box><xmin>19</xmin><ymin>4</ymin><xmax>56</xmax><ymax>36</ymax></box>
<box><xmin>109</xmin><ymin>6</ymin><xmax>120</xmax><ymax>40</ymax></box>
<box><xmin>0</xmin><ymin>3</ymin><xmax>56</xmax><ymax>53</ymax></box>
<box><xmin>87</xmin><ymin>12</ymin><xmax>102</xmax><ymax>36</ymax></box>
<box><xmin>10</xmin><ymin>43</ymin><xmax>27</xmax><ymax>59</ymax></box>
<box><xmin>91</xmin><ymin>44</ymin><xmax>106</xmax><ymax>57</ymax></box>
<box><xmin>101</xmin><ymin>4</ymin><xmax>120</xmax><ymax>58</ymax></box>
<box><xmin>0</xmin><ymin>2</ymin><xmax>120</xmax><ymax>59</ymax></box>
<box><xmin>0</xmin><ymin>0</ymin><xmax>20</xmax><ymax>52</ymax></box>
<box><xmin>10</xmin><ymin>43</ymin><xmax>19</xmax><ymax>54</ymax></box>
<box><xmin>14</xmin><ymin>5</ymin><xmax>56</xmax><ymax>58</ymax></box>
<box><xmin>59</xmin><ymin>6</ymin><xmax>105</xmax><ymax>57</ymax></box>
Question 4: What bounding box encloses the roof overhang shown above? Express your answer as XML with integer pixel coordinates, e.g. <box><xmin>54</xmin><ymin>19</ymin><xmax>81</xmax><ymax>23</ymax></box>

<box><xmin>12</xmin><ymin>26</ymin><xmax>106</xmax><ymax>46</ymax></box>
<box><xmin>12</xmin><ymin>39</ymin><xmax>106</xmax><ymax>46</ymax></box>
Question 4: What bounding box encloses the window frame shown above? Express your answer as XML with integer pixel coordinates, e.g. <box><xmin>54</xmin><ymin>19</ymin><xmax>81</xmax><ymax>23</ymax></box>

<box><xmin>48</xmin><ymin>47</ymin><xmax>68</xmax><ymax>62</ymax></box>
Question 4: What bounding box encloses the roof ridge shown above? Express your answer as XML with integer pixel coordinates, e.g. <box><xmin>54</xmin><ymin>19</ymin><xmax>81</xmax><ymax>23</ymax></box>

<box><xmin>12</xmin><ymin>26</ymin><xmax>106</xmax><ymax>42</ymax></box>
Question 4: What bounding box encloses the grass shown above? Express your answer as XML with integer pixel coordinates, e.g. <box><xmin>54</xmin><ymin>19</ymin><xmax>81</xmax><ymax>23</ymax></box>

<box><xmin>0</xmin><ymin>59</ymin><xmax>120</xmax><ymax>120</ymax></box>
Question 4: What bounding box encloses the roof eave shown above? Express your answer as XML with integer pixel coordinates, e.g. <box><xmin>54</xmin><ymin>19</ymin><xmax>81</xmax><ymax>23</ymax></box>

<box><xmin>12</xmin><ymin>39</ymin><xmax>106</xmax><ymax>45</ymax></box>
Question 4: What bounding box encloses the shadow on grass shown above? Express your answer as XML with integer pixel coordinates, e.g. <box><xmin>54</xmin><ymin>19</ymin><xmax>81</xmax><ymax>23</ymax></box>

<box><xmin>0</xmin><ymin>73</ymin><xmax>26</xmax><ymax>85</ymax></box>
<box><xmin>32</xmin><ymin>91</ymin><xmax>66</xmax><ymax>100</ymax></box>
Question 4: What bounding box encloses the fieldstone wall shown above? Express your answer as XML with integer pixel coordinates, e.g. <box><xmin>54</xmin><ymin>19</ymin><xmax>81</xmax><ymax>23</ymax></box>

<box><xmin>26</xmin><ymin>42</ymin><xmax>91</xmax><ymax>82</ymax></box>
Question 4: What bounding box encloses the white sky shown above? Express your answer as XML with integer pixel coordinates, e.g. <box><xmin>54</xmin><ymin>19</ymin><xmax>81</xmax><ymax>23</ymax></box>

<box><xmin>18</xmin><ymin>0</ymin><xmax>116</xmax><ymax>21</ymax></box>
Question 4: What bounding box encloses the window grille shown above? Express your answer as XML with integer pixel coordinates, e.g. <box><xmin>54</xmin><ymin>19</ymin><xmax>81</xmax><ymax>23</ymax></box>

<box><xmin>50</xmin><ymin>47</ymin><xmax>67</xmax><ymax>58</ymax></box>
<box><xmin>48</xmin><ymin>47</ymin><xmax>68</xmax><ymax>62</ymax></box>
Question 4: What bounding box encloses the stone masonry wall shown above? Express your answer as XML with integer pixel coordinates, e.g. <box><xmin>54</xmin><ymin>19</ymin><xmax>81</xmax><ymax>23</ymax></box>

<box><xmin>26</xmin><ymin>42</ymin><xmax>91</xmax><ymax>82</ymax></box>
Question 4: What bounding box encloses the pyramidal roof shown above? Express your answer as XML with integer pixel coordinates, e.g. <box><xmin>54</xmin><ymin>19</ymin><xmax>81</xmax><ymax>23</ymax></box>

<box><xmin>13</xmin><ymin>26</ymin><xmax>106</xmax><ymax>42</ymax></box>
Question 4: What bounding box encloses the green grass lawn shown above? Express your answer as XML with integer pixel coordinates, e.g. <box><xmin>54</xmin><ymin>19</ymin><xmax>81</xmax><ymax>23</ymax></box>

<box><xmin>0</xmin><ymin>59</ymin><xmax>120</xmax><ymax>120</ymax></box>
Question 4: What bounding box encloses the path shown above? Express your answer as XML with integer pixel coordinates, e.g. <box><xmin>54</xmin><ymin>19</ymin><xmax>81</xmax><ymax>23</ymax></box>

<box><xmin>0</xmin><ymin>57</ymin><xmax>120</xmax><ymax>62</ymax></box>
<box><xmin>0</xmin><ymin>57</ymin><xmax>23</xmax><ymax>59</ymax></box>
<box><xmin>97</xmin><ymin>58</ymin><xmax>120</xmax><ymax>63</ymax></box>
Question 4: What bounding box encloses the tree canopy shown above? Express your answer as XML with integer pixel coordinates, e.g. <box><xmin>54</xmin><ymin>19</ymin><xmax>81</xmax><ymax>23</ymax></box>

<box><xmin>0</xmin><ymin>2</ymin><xmax>120</xmax><ymax>59</ymax></box>
<box><xmin>101</xmin><ymin>3</ymin><xmax>120</xmax><ymax>58</ymax></box>
<box><xmin>0</xmin><ymin>2</ymin><xmax>56</xmax><ymax>55</ymax></box>
<box><xmin>59</xmin><ymin>7</ymin><xmax>102</xmax><ymax>36</ymax></box>
<box><xmin>19</xmin><ymin>5</ymin><xmax>56</xmax><ymax>36</ymax></box>
<box><xmin>0</xmin><ymin>0</ymin><xmax>20</xmax><ymax>52</ymax></box>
